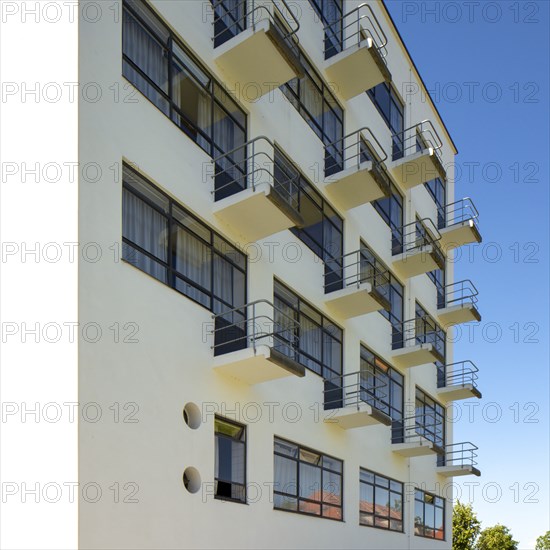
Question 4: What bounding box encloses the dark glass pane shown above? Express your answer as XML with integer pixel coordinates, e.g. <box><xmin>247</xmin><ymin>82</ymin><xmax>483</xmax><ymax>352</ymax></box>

<box><xmin>212</xmin><ymin>0</ymin><xmax>247</xmax><ymax>47</ymax></box>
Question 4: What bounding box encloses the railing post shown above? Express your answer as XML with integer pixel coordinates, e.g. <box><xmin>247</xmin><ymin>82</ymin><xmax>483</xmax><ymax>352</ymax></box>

<box><xmin>356</xmin><ymin>372</ymin><xmax>360</xmax><ymax>410</ymax></box>
<box><xmin>249</xmin><ymin>138</ymin><xmax>256</xmax><ymax>191</ymax></box>
<box><xmin>252</xmin><ymin>302</ymin><xmax>256</xmax><ymax>352</ymax></box>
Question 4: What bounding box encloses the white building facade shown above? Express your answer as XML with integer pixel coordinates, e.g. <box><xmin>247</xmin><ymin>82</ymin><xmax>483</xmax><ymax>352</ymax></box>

<box><xmin>78</xmin><ymin>1</ymin><xmax>483</xmax><ymax>548</ymax></box>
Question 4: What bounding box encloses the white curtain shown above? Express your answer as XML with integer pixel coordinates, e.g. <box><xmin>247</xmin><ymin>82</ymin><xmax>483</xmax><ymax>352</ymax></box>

<box><xmin>123</xmin><ymin>9</ymin><xmax>169</xmax><ymax>114</ymax></box>
<box><xmin>173</xmin><ymin>227</ymin><xmax>211</xmax><ymax>307</ymax></box>
<box><xmin>274</xmin><ymin>455</ymin><xmax>297</xmax><ymax>496</ymax></box>
<box><xmin>122</xmin><ymin>189</ymin><xmax>168</xmax><ymax>282</ymax></box>
<box><xmin>299</xmin><ymin>463</ymin><xmax>321</xmax><ymax>500</ymax></box>
<box><xmin>300</xmin><ymin>317</ymin><xmax>323</xmax><ymax>375</ymax></box>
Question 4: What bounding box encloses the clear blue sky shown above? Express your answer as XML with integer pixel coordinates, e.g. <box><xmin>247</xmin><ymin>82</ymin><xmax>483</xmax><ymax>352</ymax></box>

<box><xmin>384</xmin><ymin>1</ymin><xmax>550</xmax><ymax>547</ymax></box>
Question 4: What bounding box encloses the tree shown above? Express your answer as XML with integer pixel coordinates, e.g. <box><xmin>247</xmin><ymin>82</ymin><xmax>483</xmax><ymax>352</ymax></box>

<box><xmin>536</xmin><ymin>531</ymin><xmax>550</xmax><ymax>550</ymax></box>
<box><xmin>453</xmin><ymin>501</ymin><xmax>481</xmax><ymax>550</ymax></box>
<box><xmin>476</xmin><ymin>524</ymin><xmax>518</xmax><ymax>550</ymax></box>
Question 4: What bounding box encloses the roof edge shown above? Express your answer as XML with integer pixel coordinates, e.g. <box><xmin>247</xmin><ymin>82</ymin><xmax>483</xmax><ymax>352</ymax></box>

<box><xmin>379</xmin><ymin>0</ymin><xmax>459</xmax><ymax>155</ymax></box>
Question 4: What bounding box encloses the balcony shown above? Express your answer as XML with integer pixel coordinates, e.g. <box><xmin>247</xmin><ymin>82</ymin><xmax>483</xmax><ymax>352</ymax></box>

<box><xmin>437</xmin><ymin>361</ymin><xmax>482</xmax><ymax>401</ymax></box>
<box><xmin>392</xmin><ymin>414</ymin><xmax>444</xmax><ymax>457</ymax></box>
<box><xmin>211</xmin><ymin>300</ymin><xmax>305</xmax><ymax>385</ymax></box>
<box><xmin>438</xmin><ymin>442</ymin><xmax>481</xmax><ymax>477</ymax></box>
<box><xmin>392</xmin><ymin>219</ymin><xmax>446</xmax><ymax>279</ymax></box>
<box><xmin>389</xmin><ymin>121</ymin><xmax>447</xmax><ymax>190</ymax></box>
<box><xmin>323</xmin><ymin>128</ymin><xmax>391</xmax><ymax>210</ymax></box>
<box><xmin>212</xmin><ymin>137</ymin><xmax>304</xmax><ymax>241</ymax></box>
<box><xmin>323</xmin><ymin>3</ymin><xmax>391</xmax><ymax>100</ymax></box>
<box><xmin>391</xmin><ymin>316</ymin><xmax>446</xmax><ymax>369</ymax></box>
<box><xmin>323</xmin><ymin>371</ymin><xmax>392</xmax><ymax>429</ymax></box>
<box><xmin>324</xmin><ymin>249</ymin><xmax>391</xmax><ymax>319</ymax></box>
<box><xmin>437</xmin><ymin>280</ymin><xmax>481</xmax><ymax>326</ymax></box>
<box><xmin>438</xmin><ymin>198</ymin><xmax>482</xmax><ymax>249</ymax></box>
<box><xmin>212</xmin><ymin>0</ymin><xmax>304</xmax><ymax>95</ymax></box>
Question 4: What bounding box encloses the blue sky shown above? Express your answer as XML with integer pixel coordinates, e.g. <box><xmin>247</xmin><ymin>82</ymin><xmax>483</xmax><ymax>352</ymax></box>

<box><xmin>384</xmin><ymin>1</ymin><xmax>550</xmax><ymax>547</ymax></box>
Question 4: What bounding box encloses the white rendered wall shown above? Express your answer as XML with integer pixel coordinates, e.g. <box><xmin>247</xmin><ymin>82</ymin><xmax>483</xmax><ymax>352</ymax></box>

<box><xmin>78</xmin><ymin>1</ymin><xmax>459</xmax><ymax>548</ymax></box>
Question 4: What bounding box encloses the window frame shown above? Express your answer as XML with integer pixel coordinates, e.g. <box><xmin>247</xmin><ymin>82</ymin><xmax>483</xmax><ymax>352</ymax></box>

<box><xmin>282</xmin><ymin>154</ymin><xmax>344</xmax><ymax>265</ymax></box>
<box><xmin>414</xmin><ymin>489</ymin><xmax>446</xmax><ymax>540</ymax></box>
<box><xmin>307</xmin><ymin>0</ymin><xmax>344</xmax><ymax>58</ymax></box>
<box><xmin>274</xmin><ymin>279</ymin><xmax>343</xmax><ymax>380</ymax></box>
<box><xmin>122</xmin><ymin>0</ymin><xmax>247</xmax><ymax>160</ymax></box>
<box><xmin>121</xmin><ymin>163</ymin><xmax>247</xmax><ymax>315</ymax></box>
<box><xmin>359</xmin><ymin>241</ymin><xmax>404</xmax><ymax>346</ymax></box>
<box><xmin>415</xmin><ymin>300</ymin><xmax>446</xmax><ymax>360</ymax></box>
<box><xmin>214</xmin><ymin>416</ymin><xmax>247</xmax><ymax>504</ymax></box>
<box><xmin>415</xmin><ymin>386</ymin><xmax>446</xmax><ymax>450</ymax></box>
<box><xmin>425</xmin><ymin>177</ymin><xmax>447</xmax><ymax>228</ymax></box>
<box><xmin>280</xmin><ymin>45</ymin><xmax>345</xmax><ymax>174</ymax></box>
<box><xmin>427</xmin><ymin>267</ymin><xmax>446</xmax><ymax>309</ymax></box>
<box><xmin>273</xmin><ymin>436</ymin><xmax>344</xmax><ymax>521</ymax></box>
<box><xmin>360</xmin><ymin>344</ymin><xmax>404</xmax><ymax>421</ymax></box>
<box><xmin>367</xmin><ymin>82</ymin><xmax>405</xmax><ymax>159</ymax></box>
<box><xmin>359</xmin><ymin>468</ymin><xmax>405</xmax><ymax>532</ymax></box>
<box><xmin>372</xmin><ymin>180</ymin><xmax>404</xmax><ymax>255</ymax></box>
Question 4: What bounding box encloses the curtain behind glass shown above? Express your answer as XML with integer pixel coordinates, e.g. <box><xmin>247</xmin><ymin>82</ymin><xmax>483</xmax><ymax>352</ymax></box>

<box><xmin>299</xmin><ymin>316</ymin><xmax>323</xmax><ymax>375</ymax></box>
<box><xmin>122</xmin><ymin>189</ymin><xmax>168</xmax><ymax>282</ymax></box>
<box><xmin>274</xmin><ymin>455</ymin><xmax>297</xmax><ymax>496</ymax></box>
<box><xmin>173</xmin><ymin>226</ymin><xmax>211</xmax><ymax>308</ymax></box>
<box><xmin>123</xmin><ymin>9</ymin><xmax>169</xmax><ymax>115</ymax></box>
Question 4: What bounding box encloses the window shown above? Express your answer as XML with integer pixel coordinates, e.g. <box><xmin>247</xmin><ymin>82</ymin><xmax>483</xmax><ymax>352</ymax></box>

<box><xmin>122</xmin><ymin>0</ymin><xmax>247</xmax><ymax>165</ymax></box>
<box><xmin>372</xmin><ymin>181</ymin><xmax>404</xmax><ymax>255</ymax></box>
<box><xmin>360</xmin><ymin>469</ymin><xmax>404</xmax><ymax>532</ymax></box>
<box><xmin>415</xmin><ymin>489</ymin><xmax>445</xmax><ymax>540</ymax></box>
<box><xmin>280</xmin><ymin>49</ymin><xmax>344</xmax><ymax>176</ymax></box>
<box><xmin>360</xmin><ymin>346</ymin><xmax>404</xmax><ymax>443</ymax></box>
<box><xmin>359</xmin><ymin>242</ymin><xmax>404</xmax><ymax>343</ymax></box>
<box><xmin>427</xmin><ymin>268</ymin><xmax>446</xmax><ymax>309</ymax></box>
<box><xmin>122</xmin><ymin>164</ymin><xmax>247</xmax><ymax>320</ymax></box>
<box><xmin>211</xmin><ymin>0</ymin><xmax>247</xmax><ymax>47</ymax></box>
<box><xmin>415</xmin><ymin>388</ymin><xmax>445</xmax><ymax>449</ymax></box>
<box><xmin>368</xmin><ymin>83</ymin><xmax>404</xmax><ymax>159</ymax></box>
<box><xmin>274</xmin><ymin>437</ymin><xmax>343</xmax><ymax>520</ymax></box>
<box><xmin>214</xmin><ymin>417</ymin><xmax>246</xmax><ymax>503</ymax></box>
<box><xmin>425</xmin><ymin>177</ymin><xmax>446</xmax><ymax>228</ymax></box>
<box><xmin>415</xmin><ymin>302</ymin><xmax>446</xmax><ymax>359</ymax></box>
<box><xmin>274</xmin><ymin>280</ymin><xmax>342</xmax><ymax>380</ymax></box>
<box><xmin>274</xmin><ymin>148</ymin><xmax>344</xmax><ymax>288</ymax></box>
<box><xmin>308</xmin><ymin>0</ymin><xmax>343</xmax><ymax>58</ymax></box>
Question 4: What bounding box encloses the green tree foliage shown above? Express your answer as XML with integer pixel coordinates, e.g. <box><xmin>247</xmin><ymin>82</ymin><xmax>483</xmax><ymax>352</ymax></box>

<box><xmin>536</xmin><ymin>531</ymin><xmax>550</xmax><ymax>550</ymax></box>
<box><xmin>453</xmin><ymin>501</ymin><xmax>481</xmax><ymax>550</ymax></box>
<box><xmin>476</xmin><ymin>524</ymin><xmax>518</xmax><ymax>550</ymax></box>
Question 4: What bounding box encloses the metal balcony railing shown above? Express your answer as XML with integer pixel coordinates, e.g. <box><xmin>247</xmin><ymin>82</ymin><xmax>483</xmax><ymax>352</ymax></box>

<box><xmin>392</xmin><ymin>218</ymin><xmax>445</xmax><ymax>263</ymax></box>
<box><xmin>437</xmin><ymin>360</ymin><xmax>479</xmax><ymax>390</ymax></box>
<box><xmin>439</xmin><ymin>197</ymin><xmax>480</xmax><ymax>231</ymax></box>
<box><xmin>442</xmin><ymin>442</ymin><xmax>479</xmax><ymax>469</ymax></box>
<box><xmin>437</xmin><ymin>280</ymin><xmax>478</xmax><ymax>310</ymax></box>
<box><xmin>212</xmin><ymin>0</ymin><xmax>301</xmax><ymax>47</ymax></box>
<box><xmin>324</xmin><ymin>370</ymin><xmax>388</xmax><ymax>412</ymax></box>
<box><xmin>392</xmin><ymin>120</ymin><xmax>443</xmax><ymax>162</ymax></box>
<box><xmin>212</xmin><ymin>136</ymin><xmax>304</xmax><ymax>207</ymax></box>
<box><xmin>392</xmin><ymin>315</ymin><xmax>446</xmax><ymax>358</ymax></box>
<box><xmin>324</xmin><ymin>248</ymin><xmax>391</xmax><ymax>299</ymax></box>
<box><xmin>392</xmin><ymin>412</ymin><xmax>445</xmax><ymax>449</ymax></box>
<box><xmin>324</xmin><ymin>127</ymin><xmax>389</xmax><ymax>186</ymax></box>
<box><xmin>211</xmin><ymin>299</ymin><xmax>300</xmax><ymax>358</ymax></box>
<box><xmin>323</xmin><ymin>2</ymin><xmax>388</xmax><ymax>60</ymax></box>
